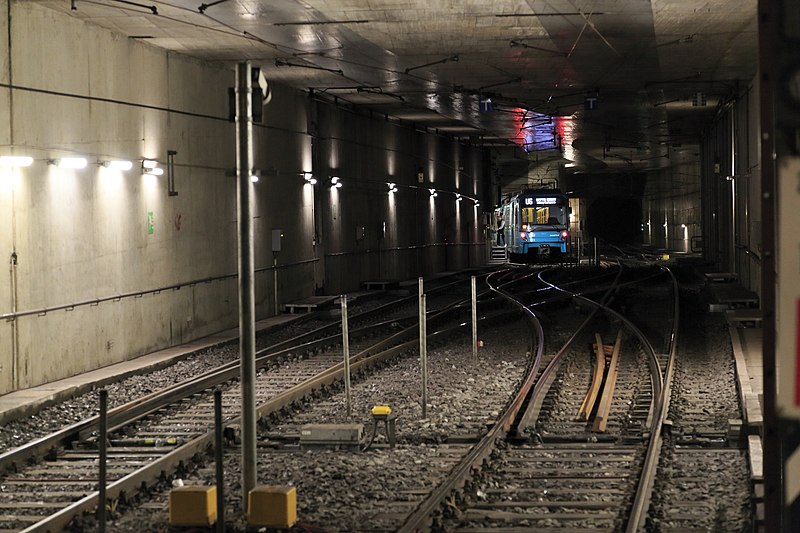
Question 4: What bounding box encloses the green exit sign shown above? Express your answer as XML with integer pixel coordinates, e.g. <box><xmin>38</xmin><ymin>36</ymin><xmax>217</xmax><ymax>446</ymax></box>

<box><xmin>147</xmin><ymin>211</ymin><xmax>154</xmax><ymax>234</ymax></box>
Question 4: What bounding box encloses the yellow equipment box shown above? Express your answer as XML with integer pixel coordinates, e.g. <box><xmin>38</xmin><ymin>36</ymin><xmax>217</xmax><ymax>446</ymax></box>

<box><xmin>169</xmin><ymin>485</ymin><xmax>217</xmax><ymax>526</ymax></box>
<box><xmin>371</xmin><ymin>405</ymin><xmax>392</xmax><ymax>416</ymax></box>
<box><xmin>248</xmin><ymin>485</ymin><xmax>297</xmax><ymax>528</ymax></box>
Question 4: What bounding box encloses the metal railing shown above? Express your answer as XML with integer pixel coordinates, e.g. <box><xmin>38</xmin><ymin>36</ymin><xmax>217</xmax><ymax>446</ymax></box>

<box><xmin>1</xmin><ymin>258</ymin><xmax>318</xmax><ymax>321</ymax></box>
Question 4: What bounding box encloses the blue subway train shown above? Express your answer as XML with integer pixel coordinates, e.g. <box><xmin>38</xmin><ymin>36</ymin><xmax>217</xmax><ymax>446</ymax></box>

<box><xmin>496</xmin><ymin>189</ymin><xmax>571</xmax><ymax>262</ymax></box>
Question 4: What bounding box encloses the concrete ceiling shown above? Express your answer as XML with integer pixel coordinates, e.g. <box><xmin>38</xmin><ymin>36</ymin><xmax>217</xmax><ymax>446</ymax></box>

<box><xmin>43</xmin><ymin>0</ymin><xmax>758</xmax><ymax>177</ymax></box>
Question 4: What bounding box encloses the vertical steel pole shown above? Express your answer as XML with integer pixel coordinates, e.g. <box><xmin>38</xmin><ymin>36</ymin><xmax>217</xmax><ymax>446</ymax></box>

<box><xmin>273</xmin><ymin>258</ymin><xmax>279</xmax><ymax>316</ymax></box>
<box><xmin>9</xmin><ymin>254</ymin><xmax>18</xmax><ymax>389</ymax></box>
<box><xmin>235</xmin><ymin>61</ymin><xmax>257</xmax><ymax>512</ymax></box>
<box><xmin>341</xmin><ymin>295</ymin><xmax>352</xmax><ymax>418</ymax></box>
<box><xmin>214</xmin><ymin>390</ymin><xmax>225</xmax><ymax>533</ymax></box>
<box><xmin>758</xmin><ymin>2</ymin><xmax>780</xmax><ymax>529</ymax></box>
<box><xmin>420</xmin><ymin>294</ymin><xmax>428</xmax><ymax>418</ymax></box>
<box><xmin>593</xmin><ymin>237</ymin><xmax>598</xmax><ymax>266</ymax></box>
<box><xmin>471</xmin><ymin>275</ymin><xmax>477</xmax><ymax>362</ymax></box>
<box><xmin>418</xmin><ymin>275</ymin><xmax>425</xmax><ymax>417</ymax></box>
<box><xmin>98</xmin><ymin>389</ymin><xmax>107</xmax><ymax>533</ymax></box>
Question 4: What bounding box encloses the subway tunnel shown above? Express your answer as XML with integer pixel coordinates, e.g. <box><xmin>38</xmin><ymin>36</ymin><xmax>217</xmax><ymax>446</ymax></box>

<box><xmin>0</xmin><ymin>1</ymin><xmax>796</xmax><ymax>528</ymax></box>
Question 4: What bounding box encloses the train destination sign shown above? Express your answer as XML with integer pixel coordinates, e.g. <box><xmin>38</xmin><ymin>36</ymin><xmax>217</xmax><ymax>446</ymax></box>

<box><xmin>525</xmin><ymin>197</ymin><xmax>558</xmax><ymax>205</ymax></box>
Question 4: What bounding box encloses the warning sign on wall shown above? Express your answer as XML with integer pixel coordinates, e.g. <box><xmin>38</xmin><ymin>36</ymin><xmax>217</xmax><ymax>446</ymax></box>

<box><xmin>777</xmin><ymin>156</ymin><xmax>800</xmax><ymax>419</ymax></box>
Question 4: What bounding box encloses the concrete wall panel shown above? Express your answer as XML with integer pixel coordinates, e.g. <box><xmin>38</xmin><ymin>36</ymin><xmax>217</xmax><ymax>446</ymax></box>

<box><xmin>700</xmin><ymin>79</ymin><xmax>761</xmax><ymax>292</ymax></box>
<box><xmin>0</xmin><ymin>2</ymin><xmax>242</xmax><ymax>392</ymax></box>
<box><xmin>0</xmin><ymin>1</ymin><xmax>10</xmax><ymax>145</ymax></box>
<box><xmin>0</xmin><ymin>2</ymin><xmax>488</xmax><ymax>393</ymax></box>
<box><xmin>642</xmin><ymin>161</ymin><xmax>701</xmax><ymax>253</ymax></box>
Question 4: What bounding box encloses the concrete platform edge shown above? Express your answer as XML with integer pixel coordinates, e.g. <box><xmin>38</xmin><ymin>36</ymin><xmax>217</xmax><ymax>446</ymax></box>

<box><xmin>729</xmin><ymin>326</ymin><xmax>765</xmax><ymax>496</ymax></box>
<box><xmin>0</xmin><ymin>315</ymin><xmax>304</xmax><ymax>426</ymax></box>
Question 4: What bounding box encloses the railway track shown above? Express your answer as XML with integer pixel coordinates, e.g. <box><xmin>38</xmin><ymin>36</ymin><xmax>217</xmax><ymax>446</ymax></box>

<box><xmin>648</xmin><ymin>271</ymin><xmax>754</xmax><ymax>531</ymax></box>
<box><xmin>0</xmin><ymin>273</ymin><xmax>497</xmax><ymax>532</ymax></box>
<box><xmin>394</xmin><ymin>263</ymin><xmax>680</xmax><ymax>532</ymax></box>
<box><xmin>2</xmin><ymin>263</ymin><xmax>748</xmax><ymax>532</ymax></box>
<box><xmin>0</xmin><ymin>274</ymin><xmax>473</xmax><ymax>444</ymax></box>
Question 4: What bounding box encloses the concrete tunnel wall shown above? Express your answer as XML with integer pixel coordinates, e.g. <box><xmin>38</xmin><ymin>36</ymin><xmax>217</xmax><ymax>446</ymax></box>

<box><xmin>0</xmin><ymin>1</ymin><xmax>488</xmax><ymax>394</ymax></box>
<box><xmin>642</xmin><ymin>161</ymin><xmax>702</xmax><ymax>254</ymax></box>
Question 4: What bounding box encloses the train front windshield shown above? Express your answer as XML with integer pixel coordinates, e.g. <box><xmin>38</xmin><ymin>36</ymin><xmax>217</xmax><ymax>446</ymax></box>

<box><xmin>519</xmin><ymin>196</ymin><xmax>567</xmax><ymax>227</ymax></box>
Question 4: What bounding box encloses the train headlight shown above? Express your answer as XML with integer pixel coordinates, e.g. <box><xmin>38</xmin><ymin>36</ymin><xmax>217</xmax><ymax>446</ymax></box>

<box><xmin>560</xmin><ymin>230</ymin><xmax>569</xmax><ymax>240</ymax></box>
<box><xmin>520</xmin><ymin>232</ymin><xmax>527</xmax><ymax>240</ymax></box>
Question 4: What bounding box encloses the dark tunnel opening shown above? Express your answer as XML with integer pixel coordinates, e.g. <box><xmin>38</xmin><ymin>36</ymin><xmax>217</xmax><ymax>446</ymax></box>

<box><xmin>586</xmin><ymin>197</ymin><xmax>643</xmax><ymax>244</ymax></box>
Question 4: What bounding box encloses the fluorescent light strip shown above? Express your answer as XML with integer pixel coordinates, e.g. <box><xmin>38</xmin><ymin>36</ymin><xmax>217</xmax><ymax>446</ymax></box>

<box><xmin>107</xmin><ymin>160</ymin><xmax>133</xmax><ymax>171</ymax></box>
<box><xmin>53</xmin><ymin>157</ymin><xmax>88</xmax><ymax>169</ymax></box>
<box><xmin>0</xmin><ymin>156</ymin><xmax>33</xmax><ymax>167</ymax></box>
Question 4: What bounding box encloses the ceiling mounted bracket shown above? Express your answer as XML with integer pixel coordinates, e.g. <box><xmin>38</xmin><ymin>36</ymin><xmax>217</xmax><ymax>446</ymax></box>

<box><xmin>405</xmin><ymin>55</ymin><xmax>458</xmax><ymax>75</ymax></box>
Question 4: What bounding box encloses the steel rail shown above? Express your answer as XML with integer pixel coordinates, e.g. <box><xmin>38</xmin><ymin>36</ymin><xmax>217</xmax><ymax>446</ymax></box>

<box><xmin>17</xmin><ymin>305</ymin><xmax>515</xmax><ymax>533</ymax></box>
<box><xmin>95</xmin><ymin>315</ymin><xmax>415</xmax><ymax>436</ymax></box>
<box><xmin>393</xmin><ymin>263</ymin><xmax>677</xmax><ymax>532</ymax></box>
<box><xmin>0</xmin><ymin>316</ymin><xmax>412</xmax><ymax>470</ymax></box>
<box><xmin>1</xmin><ymin>276</ymin><xmax>475</xmax><ymax>462</ymax></box>
<box><xmin>592</xmin><ymin>329</ymin><xmax>623</xmax><ymax>432</ymax></box>
<box><xmin>625</xmin><ymin>266</ymin><xmax>679</xmax><ymax>532</ymax></box>
<box><xmin>537</xmin><ymin>263</ymin><xmax>678</xmax><ymax>531</ymax></box>
<box><xmin>396</xmin><ymin>269</ymin><xmax>547</xmax><ymax>533</ymax></box>
<box><xmin>514</xmin><ymin>263</ymin><xmax>624</xmax><ymax>433</ymax></box>
<box><xmin>578</xmin><ymin>333</ymin><xmax>611</xmax><ymax>421</ymax></box>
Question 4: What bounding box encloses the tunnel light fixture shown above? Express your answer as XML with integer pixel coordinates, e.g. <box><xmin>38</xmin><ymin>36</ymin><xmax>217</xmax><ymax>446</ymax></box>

<box><xmin>331</xmin><ymin>176</ymin><xmax>342</xmax><ymax>189</ymax></box>
<box><xmin>388</xmin><ymin>182</ymin><xmax>397</xmax><ymax>194</ymax></box>
<box><xmin>101</xmin><ymin>159</ymin><xmax>133</xmax><ymax>171</ymax></box>
<box><xmin>681</xmin><ymin>223</ymin><xmax>686</xmax><ymax>228</ymax></box>
<box><xmin>142</xmin><ymin>159</ymin><xmax>164</xmax><ymax>176</ymax></box>
<box><xmin>304</xmin><ymin>172</ymin><xmax>317</xmax><ymax>185</ymax></box>
<box><xmin>429</xmin><ymin>188</ymin><xmax>437</xmax><ymax>198</ymax></box>
<box><xmin>456</xmin><ymin>193</ymin><xmax>462</xmax><ymax>202</ymax></box>
<box><xmin>250</xmin><ymin>174</ymin><xmax>260</xmax><ymax>183</ymax></box>
<box><xmin>0</xmin><ymin>155</ymin><xmax>33</xmax><ymax>167</ymax></box>
<box><xmin>49</xmin><ymin>157</ymin><xmax>87</xmax><ymax>169</ymax></box>
<box><xmin>564</xmin><ymin>162</ymin><xmax>577</xmax><ymax>168</ymax></box>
